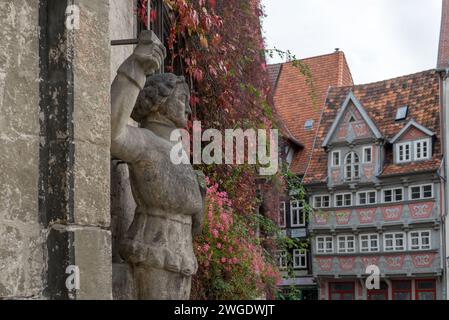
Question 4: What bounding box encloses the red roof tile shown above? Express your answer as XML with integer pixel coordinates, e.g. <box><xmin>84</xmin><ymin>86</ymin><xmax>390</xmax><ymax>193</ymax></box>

<box><xmin>303</xmin><ymin>70</ymin><xmax>442</xmax><ymax>184</ymax></box>
<box><xmin>270</xmin><ymin>51</ymin><xmax>354</xmax><ymax>175</ymax></box>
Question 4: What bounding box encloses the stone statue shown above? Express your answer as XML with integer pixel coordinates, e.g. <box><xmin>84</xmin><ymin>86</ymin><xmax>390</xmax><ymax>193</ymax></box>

<box><xmin>110</xmin><ymin>31</ymin><xmax>205</xmax><ymax>300</ymax></box>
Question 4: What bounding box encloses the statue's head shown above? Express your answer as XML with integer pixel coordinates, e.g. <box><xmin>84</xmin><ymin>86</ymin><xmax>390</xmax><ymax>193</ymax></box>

<box><xmin>132</xmin><ymin>73</ymin><xmax>191</xmax><ymax>128</ymax></box>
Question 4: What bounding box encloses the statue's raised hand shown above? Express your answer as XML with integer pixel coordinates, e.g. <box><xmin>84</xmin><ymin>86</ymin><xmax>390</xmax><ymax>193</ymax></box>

<box><xmin>132</xmin><ymin>30</ymin><xmax>167</xmax><ymax>75</ymax></box>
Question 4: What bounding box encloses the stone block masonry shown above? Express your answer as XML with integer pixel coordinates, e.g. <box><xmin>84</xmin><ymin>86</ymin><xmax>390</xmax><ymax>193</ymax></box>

<box><xmin>0</xmin><ymin>0</ymin><xmax>112</xmax><ymax>299</ymax></box>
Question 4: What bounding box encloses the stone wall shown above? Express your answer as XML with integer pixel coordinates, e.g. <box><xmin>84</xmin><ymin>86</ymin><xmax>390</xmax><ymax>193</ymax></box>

<box><xmin>0</xmin><ymin>1</ymin><xmax>43</xmax><ymax>298</ymax></box>
<box><xmin>0</xmin><ymin>0</ymin><xmax>112</xmax><ymax>299</ymax></box>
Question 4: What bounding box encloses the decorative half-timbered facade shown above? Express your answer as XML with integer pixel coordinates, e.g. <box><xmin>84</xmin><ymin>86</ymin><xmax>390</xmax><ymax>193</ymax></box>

<box><xmin>303</xmin><ymin>70</ymin><xmax>444</xmax><ymax>300</ymax></box>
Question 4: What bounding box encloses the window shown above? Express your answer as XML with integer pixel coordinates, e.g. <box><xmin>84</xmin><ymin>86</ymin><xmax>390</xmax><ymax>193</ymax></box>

<box><xmin>357</xmin><ymin>190</ymin><xmax>377</xmax><ymax>205</ymax></box>
<box><xmin>279</xmin><ymin>202</ymin><xmax>286</xmax><ymax>228</ymax></box>
<box><xmin>409</xmin><ymin>184</ymin><xmax>433</xmax><ymax>200</ymax></box>
<box><xmin>395</xmin><ymin>106</ymin><xmax>408</xmax><ymax>121</ymax></box>
<box><xmin>367</xmin><ymin>281</ymin><xmax>389</xmax><ymax>300</ymax></box>
<box><xmin>396</xmin><ymin>139</ymin><xmax>432</xmax><ymax>164</ymax></box>
<box><xmin>392</xmin><ymin>280</ymin><xmax>411</xmax><ymax>300</ymax></box>
<box><xmin>344</xmin><ymin>152</ymin><xmax>360</xmax><ymax>181</ymax></box>
<box><xmin>384</xmin><ymin>232</ymin><xmax>406</xmax><ymax>251</ymax></box>
<box><xmin>276</xmin><ymin>250</ymin><xmax>288</xmax><ymax>270</ymax></box>
<box><xmin>335</xmin><ymin>193</ymin><xmax>352</xmax><ymax>207</ymax></box>
<box><xmin>332</xmin><ymin>150</ymin><xmax>340</xmax><ymax>167</ymax></box>
<box><xmin>329</xmin><ymin>282</ymin><xmax>355</xmax><ymax>300</ymax></box>
<box><xmin>304</xmin><ymin>119</ymin><xmax>314</xmax><ymax>130</ymax></box>
<box><xmin>316</xmin><ymin>236</ymin><xmax>333</xmax><ymax>254</ymax></box>
<box><xmin>337</xmin><ymin>235</ymin><xmax>356</xmax><ymax>253</ymax></box>
<box><xmin>313</xmin><ymin>195</ymin><xmax>330</xmax><ymax>208</ymax></box>
<box><xmin>414</xmin><ymin>139</ymin><xmax>430</xmax><ymax>160</ymax></box>
<box><xmin>290</xmin><ymin>200</ymin><xmax>305</xmax><ymax>227</ymax></box>
<box><xmin>415</xmin><ymin>280</ymin><xmax>436</xmax><ymax>300</ymax></box>
<box><xmin>363</xmin><ymin>146</ymin><xmax>373</xmax><ymax>163</ymax></box>
<box><xmin>284</xmin><ymin>146</ymin><xmax>294</xmax><ymax>167</ymax></box>
<box><xmin>293</xmin><ymin>249</ymin><xmax>307</xmax><ymax>269</ymax></box>
<box><xmin>396</xmin><ymin>142</ymin><xmax>411</xmax><ymax>163</ymax></box>
<box><xmin>409</xmin><ymin>230</ymin><xmax>431</xmax><ymax>251</ymax></box>
<box><xmin>382</xmin><ymin>188</ymin><xmax>403</xmax><ymax>203</ymax></box>
<box><xmin>359</xmin><ymin>234</ymin><xmax>379</xmax><ymax>252</ymax></box>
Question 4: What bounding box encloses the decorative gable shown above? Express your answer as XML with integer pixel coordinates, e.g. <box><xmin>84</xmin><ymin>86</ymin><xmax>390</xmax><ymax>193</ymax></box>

<box><xmin>322</xmin><ymin>92</ymin><xmax>382</xmax><ymax>147</ymax></box>
<box><xmin>390</xmin><ymin>120</ymin><xmax>435</xmax><ymax>144</ymax></box>
<box><xmin>390</xmin><ymin>120</ymin><xmax>435</xmax><ymax>164</ymax></box>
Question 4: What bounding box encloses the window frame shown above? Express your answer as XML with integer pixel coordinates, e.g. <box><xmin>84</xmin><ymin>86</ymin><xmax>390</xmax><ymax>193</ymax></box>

<box><xmin>396</xmin><ymin>142</ymin><xmax>412</xmax><ymax>163</ymax></box>
<box><xmin>276</xmin><ymin>250</ymin><xmax>288</xmax><ymax>270</ymax></box>
<box><xmin>316</xmin><ymin>236</ymin><xmax>334</xmax><ymax>254</ymax></box>
<box><xmin>313</xmin><ymin>195</ymin><xmax>330</xmax><ymax>209</ymax></box>
<box><xmin>331</xmin><ymin>150</ymin><xmax>341</xmax><ymax>167</ymax></box>
<box><xmin>292</xmin><ymin>249</ymin><xmax>307</xmax><ymax>269</ymax></box>
<box><xmin>335</xmin><ymin>193</ymin><xmax>353</xmax><ymax>208</ymax></box>
<box><xmin>409</xmin><ymin>184</ymin><xmax>433</xmax><ymax>201</ymax></box>
<box><xmin>290</xmin><ymin>200</ymin><xmax>305</xmax><ymax>227</ymax></box>
<box><xmin>359</xmin><ymin>233</ymin><xmax>380</xmax><ymax>252</ymax></box>
<box><xmin>383</xmin><ymin>232</ymin><xmax>406</xmax><ymax>252</ymax></box>
<box><xmin>392</xmin><ymin>280</ymin><xmax>412</xmax><ymax>300</ymax></box>
<box><xmin>356</xmin><ymin>190</ymin><xmax>377</xmax><ymax>206</ymax></box>
<box><xmin>408</xmin><ymin>230</ymin><xmax>431</xmax><ymax>251</ymax></box>
<box><xmin>415</xmin><ymin>279</ymin><xmax>436</xmax><ymax>300</ymax></box>
<box><xmin>382</xmin><ymin>187</ymin><xmax>404</xmax><ymax>203</ymax></box>
<box><xmin>329</xmin><ymin>282</ymin><xmax>355</xmax><ymax>301</ymax></box>
<box><xmin>363</xmin><ymin>146</ymin><xmax>373</xmax><ymax>164</ymax></box>
<box><xmin>337</xmin><ymin>235</ymin><xmax>356</xmax><ymax>253</ymax></box>
<box><xmin>344</xmin><ymin>152</ymin><xmax>360</xmax><ymax>181</ymax></box>
<box><xmin>279</xmin><ymin>201</ymin><xmax>286</xmax><ymax>228</ymax></box>
<box><xmin>414</xmin><ymin>138</ymin><xmax>431</xmax><ymax>161</ymax></box>
<box><xmin>304</xmin><ymin>119</ymin><xmax>314</xmax><ymax>130</ymax></box>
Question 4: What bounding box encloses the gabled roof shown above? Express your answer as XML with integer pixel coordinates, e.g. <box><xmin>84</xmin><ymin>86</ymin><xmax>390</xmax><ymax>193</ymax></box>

<box><xmin>390</xmin><ymin>119</ymin><xmax>435</xmax><ymax>144</ymax></box>
<box><xmin>270</xmin><ymin>51</ymin><xmax>354</xmax><ymax>175</ymax></box>
<box><xmin>303</xmin><ymin>70</ymin><xmax>442</xmax><ymax>184</ymax></box>
<box><xmin>321</xmin><ymin>91</ymin><xmax>382</xmax><ymax>147</ymax></box>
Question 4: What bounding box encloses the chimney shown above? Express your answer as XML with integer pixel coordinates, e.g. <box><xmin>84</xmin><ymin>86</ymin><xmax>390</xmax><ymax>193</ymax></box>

<box><xmin>438</xmin><ymin>0</ymin><xmax>449</xmax><ymax>69</ymax></box>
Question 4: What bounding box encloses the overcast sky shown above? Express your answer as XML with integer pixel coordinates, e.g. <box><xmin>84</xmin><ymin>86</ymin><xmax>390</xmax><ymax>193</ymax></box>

<box><xmin>262</xmin><ymin>0</ymin><xmax>443</xmax><ymax>84</ymax></box>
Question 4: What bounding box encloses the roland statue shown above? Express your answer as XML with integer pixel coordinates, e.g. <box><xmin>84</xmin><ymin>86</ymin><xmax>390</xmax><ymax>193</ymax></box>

<box><xmin>111</xmin><ymin>30</ymin><xmax>205</xmax><ymax>300</ymax></box>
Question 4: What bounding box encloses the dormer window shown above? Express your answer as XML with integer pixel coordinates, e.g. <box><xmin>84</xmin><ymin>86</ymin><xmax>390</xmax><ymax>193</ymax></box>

<box><xmin>391</xmin><ymin>121</ymin><xmax>434</xmax><ymax>164</ymax></box>
<box><xmin>397</xmin><ymin>142</ymin><xmax>411</xmax><ymax>163</ymax></box>
<box><xmin>395</xmin><ymin>138</ymin><xmax>432</xmax><ymax>164</ymax></box>
<box><xmin>344</xmin><ymin>152</ymin><xmax>360</xmax><ymax>181</ymax></box>
<box><xmin>414</xmin><ymin>139</ymin><xmax>430</xmax><ymax>160</ymax></box>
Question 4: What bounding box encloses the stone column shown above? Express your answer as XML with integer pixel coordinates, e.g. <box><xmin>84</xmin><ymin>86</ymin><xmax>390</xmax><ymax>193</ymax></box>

<box><xmin>0</xmin><ymin>0</ymin><xmax>112</xmax><ymax>299</ymax></box>
<box><xmin>109</xmin><ymin>0</ymin><xmax>139</xmax><ymax>300</ymax></box>
<box><xmin>0</xmin><ymin>0</ymin><xmax>43</xmax><ymax>299</ymax></box>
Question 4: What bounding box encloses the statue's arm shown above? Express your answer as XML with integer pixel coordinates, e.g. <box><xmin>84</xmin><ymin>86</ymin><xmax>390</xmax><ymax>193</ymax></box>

<box><xmin>111</xmin><ymin>31</ymin><xmax>166</xmax><ymax>162</ymax></box>
<box><xmin>110</xmin><ymin>70</ymin><xmax>145</xmax><ymax>162</ymax></box>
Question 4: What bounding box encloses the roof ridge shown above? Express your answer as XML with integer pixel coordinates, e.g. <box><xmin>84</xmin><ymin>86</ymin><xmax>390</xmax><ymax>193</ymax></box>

<box><xmin>326</xmin><ymin>69</ymin><xmax>437</xmax><ymax>94</ymax></box>
<box><xmin>267</xmin><ymin>51</ymin><xmax>344</xmax><ymax>67</ymax></box>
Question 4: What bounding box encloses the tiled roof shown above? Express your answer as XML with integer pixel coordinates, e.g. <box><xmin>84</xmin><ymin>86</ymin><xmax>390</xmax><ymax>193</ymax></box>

<box><xmin>303</xmin><ymin>69</ymin><xmax>442</xmax><ymax>184</ymax></box>
<box><xmin>438</xmin><ymin>0</ymin><xmax>449</xmax><ymax>69</ymax></box>
<box><xmin>271</xmin><ymin>51</ymin><xmax>354</xmax><ymax>175</ymax></box>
